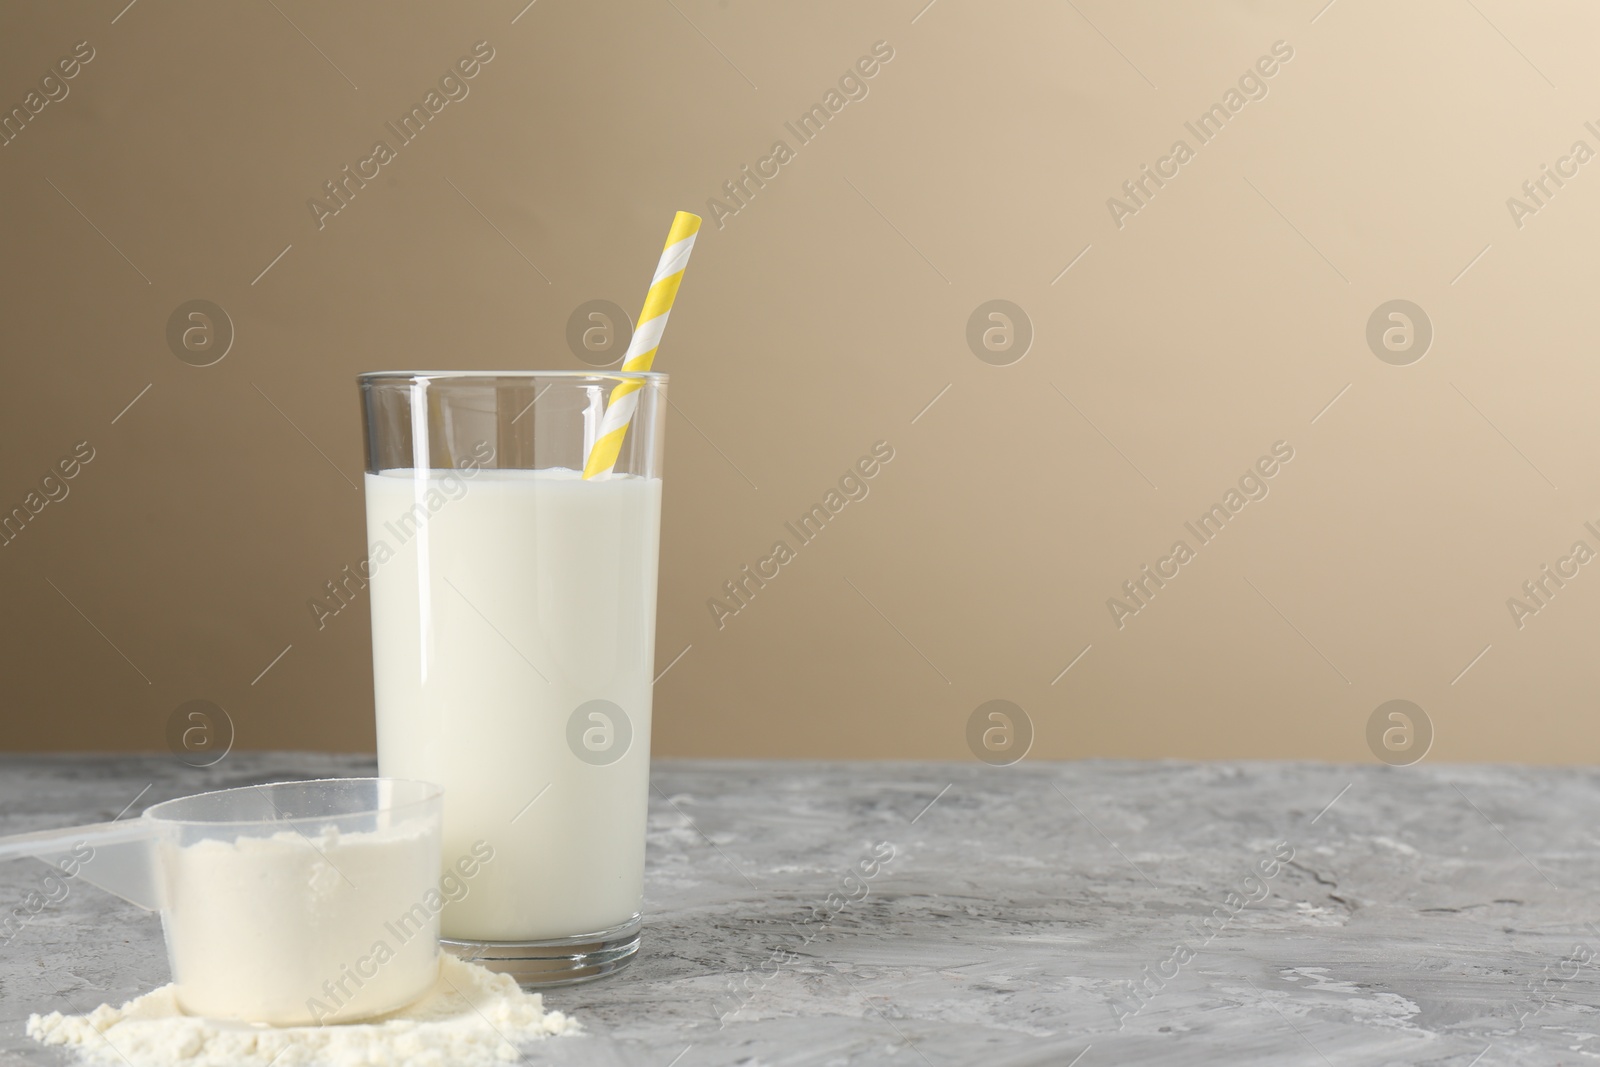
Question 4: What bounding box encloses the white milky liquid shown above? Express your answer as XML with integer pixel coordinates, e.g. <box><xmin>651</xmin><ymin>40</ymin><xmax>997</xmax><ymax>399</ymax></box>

<box><xmin>365</xmin><ymin>468</ymin><xmax>661</xmax><ymax>941</ymax></box>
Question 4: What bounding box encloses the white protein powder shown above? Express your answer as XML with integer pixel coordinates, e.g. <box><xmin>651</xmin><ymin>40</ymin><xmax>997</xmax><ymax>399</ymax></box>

<box><xmin>158</xmin><ymin>821</ymin><xmax>443</xmax><ymax>1025</ymax></box>
<box><xmin>26</xmin><ymin>954</ymin><xmax>579</xmax><ymax>1067</ymax></box>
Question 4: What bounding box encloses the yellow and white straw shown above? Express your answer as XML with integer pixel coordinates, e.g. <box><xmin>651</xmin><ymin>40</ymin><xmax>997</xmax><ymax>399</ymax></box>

<box><xmin>582</xmin><ymin>211</ymin><xmax>701</xmax><ymax>479</ymax></box>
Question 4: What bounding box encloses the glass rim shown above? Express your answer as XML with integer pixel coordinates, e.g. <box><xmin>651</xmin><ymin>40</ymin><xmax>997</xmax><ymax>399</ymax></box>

<box><xmin>357</xmin><ymin>370</ymin><xmax>667</xmax><ymax>384</ymax></box>
<box><xmin>141</xmin><ymin>777</ymin><xmax>443</xmax><ymax>826</ymax></box>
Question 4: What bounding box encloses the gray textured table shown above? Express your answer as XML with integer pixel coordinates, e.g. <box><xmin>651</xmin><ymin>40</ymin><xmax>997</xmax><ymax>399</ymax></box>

<box><xmin>1</xmin><ymin>755</ymin><xmax>1597</xmax><ymax>1065</ymax></box>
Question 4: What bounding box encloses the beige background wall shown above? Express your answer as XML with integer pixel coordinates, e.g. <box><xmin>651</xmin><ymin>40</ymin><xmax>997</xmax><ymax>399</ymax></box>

<box><xmin>2</xmin><ymin>0</ymin><xmax>1597</xmax><ymax>762</ymax></box>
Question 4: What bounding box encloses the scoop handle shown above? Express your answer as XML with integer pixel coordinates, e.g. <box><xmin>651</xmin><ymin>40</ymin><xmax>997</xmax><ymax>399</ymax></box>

<box><xmin>0</xmin><ymin>820</ymin><xmax>162</xmax><ymax>911</ymax></box>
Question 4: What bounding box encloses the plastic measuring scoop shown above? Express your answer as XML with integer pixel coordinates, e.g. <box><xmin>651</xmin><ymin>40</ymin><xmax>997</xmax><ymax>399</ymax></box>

<box><xmin>0</xmin><ymin>778</ymin><xmax>445</xmax><ymax>1025</ymax></box>
<box><xmin>0</xmin><ymin>814</ymin><xmax>163</xmax><ymax>909</ymax></box>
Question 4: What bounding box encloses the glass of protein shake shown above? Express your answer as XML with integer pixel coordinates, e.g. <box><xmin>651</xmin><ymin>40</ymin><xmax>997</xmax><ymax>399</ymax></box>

<box><xmin>358</xmin><ymin>370</ymin><xmax>666</xmax><ymax>984</ymax></box>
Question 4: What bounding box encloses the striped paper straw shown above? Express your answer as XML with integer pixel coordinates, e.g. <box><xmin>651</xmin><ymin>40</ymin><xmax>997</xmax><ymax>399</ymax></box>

<box><xmin>582</xmin><ymin>211</ymin><xmax>701</xmax><ymax>479</ymax></box>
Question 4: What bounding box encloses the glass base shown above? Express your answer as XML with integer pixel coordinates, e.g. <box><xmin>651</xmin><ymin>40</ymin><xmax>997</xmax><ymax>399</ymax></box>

<box><xmin>441</xmin><ymin>916</ymin><xmax>640</xmax><ymax>987</ymax></box>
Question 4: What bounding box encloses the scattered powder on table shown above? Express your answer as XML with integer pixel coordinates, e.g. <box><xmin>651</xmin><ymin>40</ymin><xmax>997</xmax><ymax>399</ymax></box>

<box><xmin>26</xmin><ymin>955</ymin><xmax>579</xmax><ymax>1067</ymax></box>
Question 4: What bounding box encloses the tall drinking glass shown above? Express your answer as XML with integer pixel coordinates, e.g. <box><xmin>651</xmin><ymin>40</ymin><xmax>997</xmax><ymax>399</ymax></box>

<box><xmin>357</xmin><ymin>371</ymin><xmax>666</xmax><ymax>985</ymax></box>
